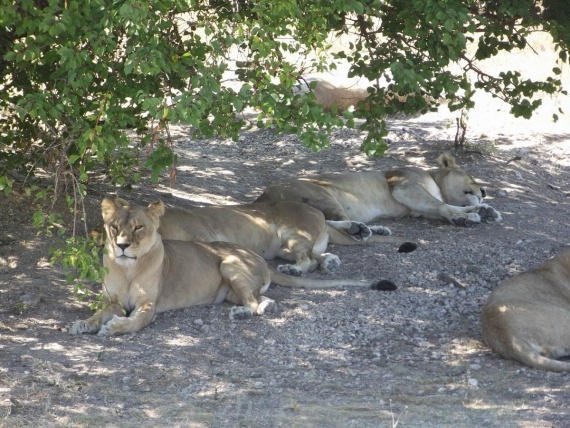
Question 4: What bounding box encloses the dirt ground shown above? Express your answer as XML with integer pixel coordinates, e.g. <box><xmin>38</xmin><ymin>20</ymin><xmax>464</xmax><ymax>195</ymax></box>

<box><xmin>2</xmin><ymin>95</ymin><xmax>570</xmax><ymax>427</ymax></box>
<box><xmin>2</xmin><ymin>37</ymin><xmax>570</xmax><ymax>425</ymax></box>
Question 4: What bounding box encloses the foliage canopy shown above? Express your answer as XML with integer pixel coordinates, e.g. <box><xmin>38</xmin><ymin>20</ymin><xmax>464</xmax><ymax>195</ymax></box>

<box><xmin>0</xmin><ymin>1</ymin><xmax>569</xmax><ymax>289</ymax></box>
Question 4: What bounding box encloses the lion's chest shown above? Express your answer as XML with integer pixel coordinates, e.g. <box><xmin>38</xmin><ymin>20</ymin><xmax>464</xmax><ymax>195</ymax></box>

<box><xmin>103</xmin><ymin>257</ymin><xmax>154</xmax><ymax>313</ymax></box>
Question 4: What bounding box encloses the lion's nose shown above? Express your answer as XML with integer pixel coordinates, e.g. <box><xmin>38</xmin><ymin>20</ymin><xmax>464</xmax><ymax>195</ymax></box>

<box><xmin>117</xmin><ymin>243</ymin><xmax>131</xmax><ymax>251</ymax></box>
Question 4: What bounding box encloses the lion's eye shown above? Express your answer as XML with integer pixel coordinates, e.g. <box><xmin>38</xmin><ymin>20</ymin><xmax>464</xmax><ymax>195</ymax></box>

<box><xmin>134</xmin><ymin>225</ymin><xmax>143</xmax><ymax>232</ymax></box>
<box><xmin>110</xmin><ymin>225</ymin><xmax>118</xmax><ymax>234</ymax></box>
<box><xmin>464</xmin><ymin>191</ymin><xmax>474</xmax><ymax>195</ymax></box>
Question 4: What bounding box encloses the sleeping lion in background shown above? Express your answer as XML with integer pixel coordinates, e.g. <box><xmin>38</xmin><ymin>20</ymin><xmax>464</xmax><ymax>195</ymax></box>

<box><xmin>255</xmin><ymin>153</ymin><xmax>502</xmax><ymax>227</ymax></box>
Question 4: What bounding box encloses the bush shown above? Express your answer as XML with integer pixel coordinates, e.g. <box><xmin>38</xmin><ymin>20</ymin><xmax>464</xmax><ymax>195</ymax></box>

<box><xmin>1</xmin><ymin>0</ymin><xmax>568</xmax><ymax>298</ymax></box>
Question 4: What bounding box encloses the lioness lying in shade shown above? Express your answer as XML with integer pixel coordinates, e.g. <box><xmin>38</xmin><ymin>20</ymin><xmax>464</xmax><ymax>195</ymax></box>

<box><xmin>157</xmin><ymin>200</ymin><xmax>416</xmax><ymax>276</ymax></box>
<box><xmin>255</xmin><ymin>153</ymin><xmax>502</xmax><ymax>227</ymax></box>
<box><xmin>481</xmin><ymin>247</ymin><xmax>570</xmax><ymax>371</ymax></box>
<box><xmin>70</xmin><ymin>198</ymin><xmax>398</xmax><ymax>336</ymax></box>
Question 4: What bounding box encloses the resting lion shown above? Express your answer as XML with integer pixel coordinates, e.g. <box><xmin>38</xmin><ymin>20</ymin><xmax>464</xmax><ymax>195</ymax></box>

<box><xmin>158</xmin><ymin>201</ymin><xmax>416</xmax><ymax>276</ymax></box>
<box><xmin>299</xmin><ymin>77</ymin><xmax>440</xmax><ymax>112</ymax></box>
<box><xmin>306</xmin><ymin>78</ymin><xmax>369</xmax><ymax>111</ymax></box>
<box><xmin>254</xmin><ymin>153</ymin><xmax>502</xmax><ymax>227</ymax></box>
<box><xmin>70</xmin><ymin>198</ymin><xmax>398</xmax><ymax>336</ymax></box>
<box><xmin>481</xmin><ymin>248</ymin><xmax>570</xmax><ymax>372</ymax></box>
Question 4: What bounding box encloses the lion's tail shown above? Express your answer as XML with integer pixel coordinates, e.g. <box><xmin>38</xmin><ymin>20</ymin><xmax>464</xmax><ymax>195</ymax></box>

<box><xmin>520</xmin><ymin>353</ymin><xmax>570</xmax><ymax>372</ymax></box>
<box><xmin>512</xmin><ymin>341</ymin><xmax>570</xmax><ymax>372</ymax></box>
<box><xmin>326</xmin><ymin>226</ymin><xmax>418</xmax><ymax>253</ymax></box>
<box><xmin>485</xmin><ymin>331</ymin><xmax>570</xmax><ymax>372</ymax></box>
<box><xmin>269</xmin><ymin>267</ymin><xmax>397</xmax><ymax>291</ymax></box>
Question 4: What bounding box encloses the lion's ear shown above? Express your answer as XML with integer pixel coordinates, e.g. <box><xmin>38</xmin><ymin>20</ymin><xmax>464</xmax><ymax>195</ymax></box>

<box><xmin>101</xmin><ymin>197</ymin><xmax>118</xmax><ymax>222</ymax></box>
<box><xmin>437</xmin><ymin>152</ymin><xmax>457</xmax><ymax>169</ymax></box>
<box><xmin>114</xmin><ymin>198</ymin><xmax>129</xmax><ymax>208</ymax></box>
<box><xmin>147</xmin><ymin>200</ymin><xmax>165</xmax><ymax>219</ymax></box>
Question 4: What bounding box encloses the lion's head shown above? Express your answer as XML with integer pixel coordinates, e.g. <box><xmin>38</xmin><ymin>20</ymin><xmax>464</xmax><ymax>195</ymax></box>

<box><xmin>435</xmin><ymin>153</ymin><xmax>486</xmax><ymax>207</ymax></box>
<box><xmin>101</xmin><ymin>198</ymin><xmax>165</xmax><ymax>266</ymax></box>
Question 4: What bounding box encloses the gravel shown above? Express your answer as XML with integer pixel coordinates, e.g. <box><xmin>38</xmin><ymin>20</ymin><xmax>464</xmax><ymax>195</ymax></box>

<box><xmin>1</xmin><ymin>104</ymin><xmax>570</xmax><ymax>427</ymax></box>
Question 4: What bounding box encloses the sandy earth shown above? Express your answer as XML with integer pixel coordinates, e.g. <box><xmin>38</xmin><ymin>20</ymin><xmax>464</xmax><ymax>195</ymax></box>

<box><xmin>2</xmin><ymin>30</ymin><xmax>570</xmax><ymax>426</ymax></box>
<box><xmin>1</xmin><ymin>93</ymin><xmax>570</xmax><ymax>427</ymax></box>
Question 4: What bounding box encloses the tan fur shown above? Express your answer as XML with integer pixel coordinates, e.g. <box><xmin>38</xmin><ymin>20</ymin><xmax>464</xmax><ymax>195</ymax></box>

<box><xmin>158</xmin><ymin>201</ymin><xmax>413</xmax><ymax>276</ymax></box>
<box><xmin>70</xmin><ymin>198</ymin><xmax>396</xmax><ymax>336</ymax></box>
<box><xmin>306</xmin><ymin>78</ymin><xmax>441</xmax><ymax>112</ymax></box>
<box><xmin>481</xmin><ymin>248</ymin><xmax>570</xmax><ymax>371</ymax></box>
<box><xmin>311</xmin><ymin>79</ymin><xmax>369</xmax><ymax>111</ymax></box>
<box><xmin>255</xmin><ymin>153</ymin><xmax>502</xmax><ymax>227</ymax></box>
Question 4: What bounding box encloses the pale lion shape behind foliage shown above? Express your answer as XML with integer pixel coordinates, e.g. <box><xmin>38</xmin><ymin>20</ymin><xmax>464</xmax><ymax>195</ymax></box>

<box><xmin>70</xmin><ymin>198</ymin><xmax>398</xmax><ymax>336</ymax></box>
<box><xmin>306</xmin><ymin>78</ymin><xmax>370</xmax><ymax>111</ymax></box>
<box><xmin>481</xmin><ymin>248</ymin><xmax>570</xmax><ymax>372</ymax></box>
<box><xmin>255</xmin><ymin>153</ymin><xmax>502</xmax><ymax>227</ymax></box>
<box><xmin>300</xmin><ymin>77</ymin><xmax>441</xmax><ymax>112</ymax></box>
<box><xmin>158</xmin><ymin>201</ymin><xmax>416</xmax><ymax>276</ymax></box>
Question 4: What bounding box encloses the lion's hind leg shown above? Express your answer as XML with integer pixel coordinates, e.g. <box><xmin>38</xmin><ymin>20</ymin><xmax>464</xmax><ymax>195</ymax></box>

<box><xmin>276</xmin><ymin>259</ymin><xmax>317</xmax><ymax>276</ymax></box>
<box><xmin>436</xmin><ymin>201</ymin><xmax>502</xmax><ymax>226</ymax></box>
<box><xmin>229</xmin><ymin>296</ymin><xmax>277</xmax><ymax>320</ymax></box>
<box><xmin>477</xmin><ymin>204</ymin><xmax>502</xmax><ymax>223</ymax></box>
<box><xmin>315</xmin><ymin>253</ymin><xmax>341</xmax><ymax>274</ymax></box>
<box><xmin>445</xmin><ymin>206</ymin><xmax>482</xmax><ymax>227</ymax></box>
<box><xmin>506</xmin><ymin>336</ymin><xmax>570</xmax><ymax>372</ymax></box>
<box><xmin>326</xmin><ymin>220</ymin><xmax>373</xmax><ymax>241</ymax></box>
<box><xmin>277</xmin><ymin>234</ymin><xmax>322</xmax><ymax>276</ymax></box>
<box><xmin>220</xmin><ymin>255</ymin><xmax>276</xmax><ymax>320</ymax></box>
<box><xmin>484</xmin><ymin>299</ymin><xmax>570</xmax><ymax>371</ymax></box>
<box><xmin>391</xmin><ymin>184</ymin><xmax>479</xmax><ymax>226</ymax></box>
<box><xmin>368</xmin><ymin>225</ymin><xmax>392</xmax><ymax>236</ymax></box>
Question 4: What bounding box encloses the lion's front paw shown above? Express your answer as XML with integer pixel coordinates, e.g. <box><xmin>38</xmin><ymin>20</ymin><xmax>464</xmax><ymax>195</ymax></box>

<box><xmin>277</xmin><ymin>264</ymin><xmax>303</xmax><ymax>276</ymax></box>
<box><xmin>369</xmin><ymin>225</ymin><xmax>392</xmax><ymax>236</ymax></box>
<box><xmin>320</xmin><ymin>253</ymin><xmax>341</xmax><ymax>274</ymax></box>
<box><xmin>347</xmin><ymin>222</ymin><xmax>372</xmax><ymax>241</ymax></box>
<box><xmin>229</xmin><ymin>306</ymin><xmax>254</xmax><ymax>320</ymax></box>
<box><xmin>70</xmin><ymin>320</ymin><xmax>97</xmax><ymax>335</ymax></box>
<box><xmin>451</xmin><ymin>212</ymin><xmax>481</xmax><ymax>227</ymax></box>
<box><xmin>477</xmin><ymin>204</ymin><xmax>502</xmax><ymax>223</ymax></box>
<box><xmin>97</xmin><ymin>314</ymin><xmax>125</xmax><ymax>336</ymax></box>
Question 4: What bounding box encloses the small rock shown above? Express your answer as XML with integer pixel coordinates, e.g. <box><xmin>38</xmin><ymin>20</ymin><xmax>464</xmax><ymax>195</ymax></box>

<box><xmin>468</xmin><ymin>378</ymin><xmax>478</xmax><ymax>388</ymax></box>
<box><xmin>36</xmin><ymin>258</ymin><xmax>51</xmax><ymax>268</ymax></box>
<box><xmin>20</xmin><ymin>293</ymin><xmax>41</xmax><ymax>307</ymax></box>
